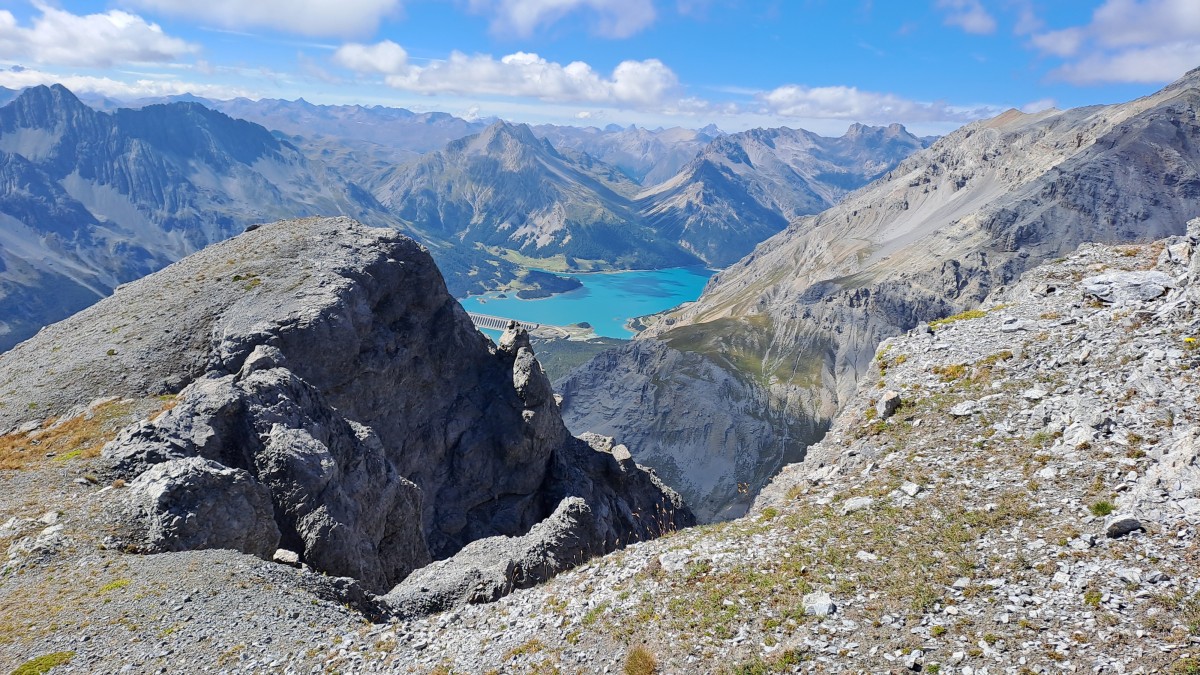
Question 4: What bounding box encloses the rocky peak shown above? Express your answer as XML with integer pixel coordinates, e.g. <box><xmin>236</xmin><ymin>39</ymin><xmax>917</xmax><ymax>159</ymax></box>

<box><xmin>0</xmin><ymin>217</ymin><xmax>692</xmax><ymax>605</ymax></box>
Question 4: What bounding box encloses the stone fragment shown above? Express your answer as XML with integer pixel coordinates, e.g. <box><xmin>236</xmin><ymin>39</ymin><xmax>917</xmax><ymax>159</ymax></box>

<box><xmin>1022</xmin><ymin>388</ymin><xmax>1048</xmax><ymax>401</ymax></box>
<box><xmin>876</xmin><ymin>391</ymin><xmax>902</xmax><ymax>420</ymax></box>
<box><xmin>273</xmin><ymin>549</ymin><xmax>301</xmax><ymax>567</ymax></box>
<box><xmin>1104</xmin><ymin>514</ymin><xmax>1143</xmax><ymax>538</ymax></box>
<box><xmin>1082</xmin><ymin>270</ymin><xmax>1173</xmax><ymax>305</ymax></box>
<box><xmin>840</xmin><ymin>496</ymin><xmax>874</xmax><ymax>515</ymax></box>
<box><xmin>900</xmin><ymin>481</ymin><xmax>921</xmax><ymax>497</ymax></box>
<box><xmin>802</xmin><ymin>591</ymin><xmax>834</xmax><ymax>617</ymax></box>
<box><xmin>949</xmin><ymin>401</ymin><xmax>978</xmax><ymax>417</ymax></box>
<box><xmin>1116</xmin><ymin>568</ymin><xmax>1142</xmax><ymax>585</ymax></box>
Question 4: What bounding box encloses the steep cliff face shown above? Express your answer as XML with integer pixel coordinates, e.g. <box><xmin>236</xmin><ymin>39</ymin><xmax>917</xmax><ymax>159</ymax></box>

<box><xmin>561</xmin><ymin>68</ymin><xmax>1200</xmax><ymax>521</ymax></box>
<box><xmin>0</xmin><ymin>217</ymin><xmax>691</xmax><ymax>599</ymax></box>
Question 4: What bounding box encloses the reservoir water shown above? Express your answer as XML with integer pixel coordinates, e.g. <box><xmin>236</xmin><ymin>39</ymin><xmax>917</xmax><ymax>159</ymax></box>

<box><xmin>458</xmin><ymin>267</ymin><xmax>715</xmax><ymax>338</ymax></box>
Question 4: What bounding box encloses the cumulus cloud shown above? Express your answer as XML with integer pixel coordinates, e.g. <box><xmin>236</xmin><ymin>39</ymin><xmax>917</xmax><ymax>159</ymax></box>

<box><xmin>1031</xmin><ymin>0</ymin><xmax>1200</xmax><ymax>84</ymax></box>
<box><xmin>0</xmin><ymin>66</ymin><xmax>252</xmax><ymax>100</ymax></box>
<box><xmin>1051</xmin><ymin>42</ymin><xmax>1200</xmax><ymax>84</ymax></box>
<box><xmin>122</xmin><ymin>0</ymin><xmax>402</xmax><ymax>38</ymax></box>
<box><xmin>0</xmin><ymin>3</ymin><xmax>195</xmax><ymax>67</ymax></box>
<box><xmin>333</xmin><ymin>42</ymin><xmax>680</xmax><ymax>108</ymax></box>
<box><xmin>937</xmin><ymin>0</ymin><xmax>997</xmax><ymax>35</ymax></box>
<box><xmin>757</xmin><ymin>84</ymin><xmax>995</xmax><ymax>123</ymax></box>
<box><xmin>466</xmin><ymin>0</ymin><xmax>656</xmax><ymax>38</ymax></box>
<box><xmin>332</xmin><ymin>40</ymin><xmax>408</xmax><ymax>74</ymax></box>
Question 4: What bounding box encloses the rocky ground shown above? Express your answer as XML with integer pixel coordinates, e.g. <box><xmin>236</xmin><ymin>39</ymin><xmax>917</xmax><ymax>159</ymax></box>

<box><xmin>5</xmin><ymin>224</ymin><xmax>1200</xmax><ymax>673</ymax></box>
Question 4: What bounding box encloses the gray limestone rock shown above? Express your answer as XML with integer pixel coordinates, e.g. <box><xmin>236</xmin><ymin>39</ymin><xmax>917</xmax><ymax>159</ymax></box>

<box><xmin>876</xmin><ymin>391</ymin><xmax>902</xmax><ymax>419</ymax></box>
<box><xmin>1081</xmin><ymin>271</ymin><xmax>1173</xmax><ymax>306</ymax></box>
<box><xmin>802</xmin><ymin>590</ymin><xmax>835</xmax><ymax>616</ymax></box>
<box><xmin>1104</xmin><ymin>514</ymin><xmax>1144</xmax><ymax>539</ymax></box>
<box><xmin>123</xmin><ymin>457</ymin><xmax>280</xmax><ymax>559</ymax></box>
<box><xmin>383</xmin><ymin>497</ymin><xmax>600</xmax><ymax>618</ymax></box>
<box><xmin>13</xmin><ymin>216</ymin><xmax>696</xmax><ymax>604</ymax></box>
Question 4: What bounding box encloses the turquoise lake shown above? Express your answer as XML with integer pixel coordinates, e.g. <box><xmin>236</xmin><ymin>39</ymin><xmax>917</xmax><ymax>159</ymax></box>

<box><xmin>458</xmin><ymin>267</ymin><xmax>715</xmax><ymax>338</ymax></box>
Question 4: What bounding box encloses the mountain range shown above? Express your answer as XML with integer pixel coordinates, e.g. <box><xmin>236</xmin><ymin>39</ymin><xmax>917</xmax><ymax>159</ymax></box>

<box><xmin>0</xmin><ymin>84</ymin><xmax>406</xmax><ymax>352</ymax></box>
<box><xmin>560</xmin><ymin>67</ymin><xmax>1200</xmax><ymax>521</ymax></box>
<box><xmin>0</xmin><ymin>85</ymin><xmax>928</xmax><ymax>351</ymax></box>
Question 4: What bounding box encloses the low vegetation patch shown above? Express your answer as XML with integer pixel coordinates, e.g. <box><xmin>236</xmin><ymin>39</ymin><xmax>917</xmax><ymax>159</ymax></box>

<box><xmin>0</xmin><ymin>399</ymin><xmax>137</xmax><ymax>470</ymax></box>
<box><xmin>10</xmin><ymin>651</ymin><xmax>74</xmax><ymax>675</ymax></box>
<box><xmin>929</xmin><ymin>309</ymin><xmax>987</xmax><ymax>329</ymax></box>
<box><xmin>624</xmin><ymin>645</ymin><xmax>658</xmax><ymax>675</ymax></box>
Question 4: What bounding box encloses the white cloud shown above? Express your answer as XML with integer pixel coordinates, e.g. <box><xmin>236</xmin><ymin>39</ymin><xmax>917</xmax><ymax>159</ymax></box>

<box><xmin>758</xmin><ymin>84</ymin><xmax>995</xmax><ymax>123</ymax></box>
<box><xmin>1087</xmin><ymin>0</ymin><xmax>1200</xmax><ymax>48</ymax></box>
<box><xmin>466</xmin><ymin>0</ymin><xmax>656</xmax><ymax>38</ymax></box>
<box><xmin>1020</xmin><ymin>97</ymin><xmax>1056</xmax><ymax>113</ymax></box>
<box><xmin>1051</xmin><ymin>42</ymin><xmax>1200</xmax><ymax>84</ymax></box>
<box><xmin>1029</xmin><ymin>27</ymin><xmax>1084</xmax><ymax>57</ymax></box>
<box><xmin>334</xmin><ymin>42</ymin><xmax>681</xmax><ymax>109</ymax></box>
<box><xmin>937</xmin><ymin>0</ymin><xmax>997</xmax><ymax>35</ymax></box>
<box><xmin>0</xmin><ymin>3</ymin><xmax>195</xmax><ymax>68</ymax></box>
<box><xmin>1030</xmin><ymin>0</ymin><xmax>1200</xmax><ymax>84</ymax></box>
<box><xmin>122</xmin><ymin>0</ymin><xmax>402</xmax><ymax>38</ymax></box>
<box><xmin>0</xmin><ymin>66</ymin><xmax>252</xmax><ymax>100</ymax></box>
<box><xmin>332</xmin><ymin>40</ymin><xmax>408</xmax><ymax>74</ymax></box>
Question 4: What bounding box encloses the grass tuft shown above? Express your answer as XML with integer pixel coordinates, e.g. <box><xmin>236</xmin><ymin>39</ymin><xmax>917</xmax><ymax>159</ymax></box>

<box><xmin>624</xmin><ymin>646</ymin><xmax>657</xmax><ymax>675</ymax></box>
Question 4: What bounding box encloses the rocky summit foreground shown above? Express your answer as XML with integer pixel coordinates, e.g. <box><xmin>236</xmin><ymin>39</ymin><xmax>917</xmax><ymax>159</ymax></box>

<box><xmin>0</xmin><ymin>216</ymin><xmax>690</xmax><ymax>672</ymax></box>
<box><xmin>305</xmin><ymin>223</ymin><xmax>1200</xmax><ymax>673</ymax></box>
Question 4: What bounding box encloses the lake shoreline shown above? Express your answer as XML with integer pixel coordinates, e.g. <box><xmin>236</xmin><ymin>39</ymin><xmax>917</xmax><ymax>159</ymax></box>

<box><xmin>458</xmin><ymin>266</ymin><xmax>715</xmax><ymax>339</ymax></box>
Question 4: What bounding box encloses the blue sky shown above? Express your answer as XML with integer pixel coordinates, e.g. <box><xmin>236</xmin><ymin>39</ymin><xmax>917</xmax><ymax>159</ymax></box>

<box><xmin>0</xmin><ymin>1</ymin><xmax>1193</xmax><ymax>135</ymax></box>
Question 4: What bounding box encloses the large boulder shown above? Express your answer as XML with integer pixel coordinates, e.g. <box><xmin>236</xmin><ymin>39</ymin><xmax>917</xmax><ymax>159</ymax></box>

<box><xmin>124</xmin><ymin>457</ymin><xmax>280</xmax><ymax>558</ymax></box>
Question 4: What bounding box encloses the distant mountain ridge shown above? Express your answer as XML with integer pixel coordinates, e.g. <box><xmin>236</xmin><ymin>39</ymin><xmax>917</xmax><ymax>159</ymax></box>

<box><xmin>637</xmin><ymin>123</ymin><xmax>929</xmax><ymax>265</ymax></box>
<box><xmin>531</xmin><ymin>123</ymin><xmax>721</xmax><ymax>186</ymax></box>
<box><xmin>0</xmin><ymin>83</ymin><xmax>930</xmax><ymax>355</ymax></box>
<box><xmin>377</xmin><ymin>118</ymin><xmax>928</xmax><ymax>270</ymax></box>
<box><xmin>0</xmin><ymin>85</ymin><xmax>534</xmax><ymax>352</ymax></box>
<box><xmin>376</xmin><ymin>121</ymin><xmax>702</xmax><ymax>271</ymax></box>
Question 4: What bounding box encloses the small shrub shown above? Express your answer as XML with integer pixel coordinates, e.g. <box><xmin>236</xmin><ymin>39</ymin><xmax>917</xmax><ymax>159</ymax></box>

<box><xmin>931</xmin><ymin>364</ymin><xmax>967</xmax><ymax>382</ymax></box>
<box><xmin>930</xmin><ymin>624</ymin><xmax>947</xmax><ymax>637</ymax></box>
<box><xmin>1083</xmin><ymin>589</ymin><xmax>1102</xmax><ymax>607</ymax></box>
<box><xmin>1089</xmin><ymin>501</ymin><xmax>1116</xmax><ymax>517</ymax></box>
<box><xmin>624</xmin><ymin>646</ymin><xmax>657</xmax><ymax>675</ymax></box>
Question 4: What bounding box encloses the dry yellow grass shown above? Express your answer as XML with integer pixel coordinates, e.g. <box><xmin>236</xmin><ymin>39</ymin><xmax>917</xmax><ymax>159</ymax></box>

<box><xmin>0</xmin><ymin>399</ymin><xmax>140</xmax><ymax>470</ymax></box>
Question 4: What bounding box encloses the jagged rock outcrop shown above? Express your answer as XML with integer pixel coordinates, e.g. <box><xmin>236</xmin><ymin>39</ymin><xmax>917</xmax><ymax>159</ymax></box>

<box><xmin>0</xmin><ymin>216</ymin><xmax>691</xmax><ymax>601</ymax></box>
<box><xmin>562</xmin><ymin>68</ymin><xmax>1200</xmax><ymax>521</ymax></box>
